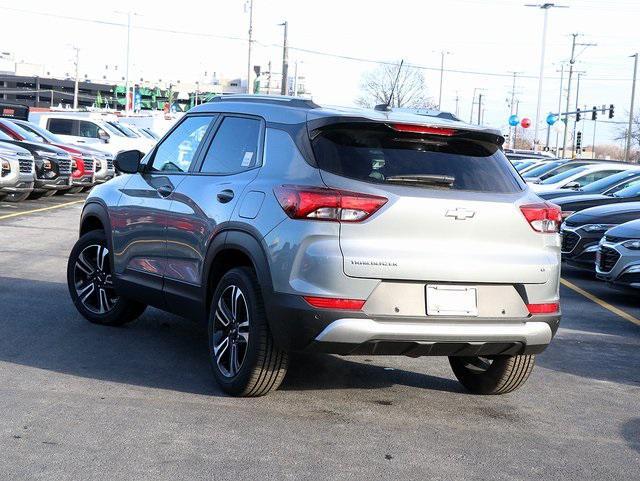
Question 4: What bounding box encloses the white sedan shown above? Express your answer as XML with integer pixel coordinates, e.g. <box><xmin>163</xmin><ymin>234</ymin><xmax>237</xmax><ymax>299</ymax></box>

<box><xmin>529</xmin><ymin>163</ymin><xmax>638</xmax><ymax>193</ymax></box>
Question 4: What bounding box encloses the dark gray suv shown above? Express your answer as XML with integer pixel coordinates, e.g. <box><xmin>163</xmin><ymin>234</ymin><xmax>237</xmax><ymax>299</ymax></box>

<box><xmin>67</xmin><ymin>96</ymin><xmax>561</xmax><ymax>396</ymax></box>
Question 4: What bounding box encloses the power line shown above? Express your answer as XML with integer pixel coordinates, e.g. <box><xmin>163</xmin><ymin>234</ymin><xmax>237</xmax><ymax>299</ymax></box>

<box><xmin>0</xmin><ymin>5</ymin><xmax>635</xmax><ymax>83</ymax></box>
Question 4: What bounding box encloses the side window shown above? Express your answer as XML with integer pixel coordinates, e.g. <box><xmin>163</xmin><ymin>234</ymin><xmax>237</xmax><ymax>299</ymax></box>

<box><xmin>78</xmin><ymin>121</ymin><xmax>101</xmax><ymax>138</ymax></box>
<box><xmin>47</xmin><ymin>118</ymin><xmax>74</xmax><ymax>135</ymax></box>
<box><xmin>150</xmin><ymin>115</ymin><xmax>215</xmax><ymax>173</ymax></box>
<box><xmin>200</xmin><ymin>117</ymin><xmax>261</xmax><ymax>175</ymax></box>
<box><xmin>577</xmin><ymin>170</ymin><xmax>620</xmax><ymax>186</ymax></box>
<box><xmin>609</xmin><ymin>178</ymin><xmax>640</xmax><ymax>194</ymax></box>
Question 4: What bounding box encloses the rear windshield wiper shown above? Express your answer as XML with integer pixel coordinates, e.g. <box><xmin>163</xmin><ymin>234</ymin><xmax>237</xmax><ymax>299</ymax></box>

<box><xmin>385</xmin><ymin>174</ymin><xmax>455</xmax><ymax>187</ymax></box>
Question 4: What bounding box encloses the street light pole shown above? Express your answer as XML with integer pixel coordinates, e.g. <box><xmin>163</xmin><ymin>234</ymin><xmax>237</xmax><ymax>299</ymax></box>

<box><xmin>437</xmin><ymin>50</ymin><xmax>450</xmax><ymax>110</ymax></box>
<box><xmin>626</xmin><ymin>53</ymin><xmax>638</xmax><ymax>162</ymax></box>
<box><xmin>526</xmin><ymin>3</ymin><xmax>568</xmax><ymax>152</ymax></box>
<box><xmin>246</xmin><ymin>0</ymin><xmax>254</xmax><ymax>94</ymax></box>
<box><xmin>279</xmin><ymin>21</ymin><xmax>289</xmax><ymax>96</ymax></box>
<box><xmin>72</xmin><ymin>46</ymin><xmax>80</xmax><ymax>110</ymax></box>
<box><xmin>554</xmin><ymin>63</ymin><xmax>564</xmax><ymax>153</ymax></box>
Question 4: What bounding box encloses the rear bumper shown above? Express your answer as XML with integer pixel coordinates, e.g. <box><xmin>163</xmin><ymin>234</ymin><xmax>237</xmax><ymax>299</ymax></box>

<box><xmin>310</xmin><ymin>318</ymin><xmax>556</xmax><ymax>356</ymax></box>
<box><xmin>264</xmin><ymin>292</ymin><xmax>560</xmax><ymax>356</ymax></box>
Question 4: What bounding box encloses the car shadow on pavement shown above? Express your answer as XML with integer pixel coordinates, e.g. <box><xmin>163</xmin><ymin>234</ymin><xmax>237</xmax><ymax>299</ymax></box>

<box><xmin>622</xmin><ymin>418</ymin><xmax>640</xmax><ymax>453</ymax></box>
<box><xmin>0</xmin><ymin>276</ymin><xmax>462</xmax><ymax>396</ymax></box>
<box><xmin>281</xmin><ymin>352</ymin><xmax>464</xmax><ymax>393</ymax></box>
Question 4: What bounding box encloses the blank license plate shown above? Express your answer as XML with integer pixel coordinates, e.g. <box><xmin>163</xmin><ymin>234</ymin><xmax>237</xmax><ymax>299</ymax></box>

<box><xmin>426</xmin><ymin>285</ymin><xmax>478</xmax><ymax>316</ymax></box>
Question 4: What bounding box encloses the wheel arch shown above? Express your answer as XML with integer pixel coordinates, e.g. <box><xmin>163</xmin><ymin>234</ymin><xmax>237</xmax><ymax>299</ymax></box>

<box><xmin>79</xmin><ymin>201</ymin><xmax>115</xmax><ymax>271</ymax></box>
<box><xmin>204</xmin><ymin>229</ymin><xmax>274</xmax><ymax>310</ymax></box>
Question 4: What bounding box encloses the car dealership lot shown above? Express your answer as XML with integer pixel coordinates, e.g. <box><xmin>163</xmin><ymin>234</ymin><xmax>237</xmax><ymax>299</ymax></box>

<box><xmin>0</xmin><ymin>197</ymin><xmax>638</xmax><ymax>480</ymax></box>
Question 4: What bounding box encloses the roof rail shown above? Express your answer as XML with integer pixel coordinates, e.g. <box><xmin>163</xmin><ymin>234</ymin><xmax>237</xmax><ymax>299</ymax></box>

<box><xmin>208</xmin><ymin>94</ymin><xmax>320</xmax><ymax>109</ymax></box>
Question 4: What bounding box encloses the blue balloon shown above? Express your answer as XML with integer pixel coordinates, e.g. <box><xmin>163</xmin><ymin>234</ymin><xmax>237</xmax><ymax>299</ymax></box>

<box><xmin>546</xmin><ymin>113</ymin><xmax>558</xmax><ymax>125</ymax></box>
<box><xmin>508</xmin><ymin>114</ymin><xmax>519</xmax><ymax>127</ymax></box>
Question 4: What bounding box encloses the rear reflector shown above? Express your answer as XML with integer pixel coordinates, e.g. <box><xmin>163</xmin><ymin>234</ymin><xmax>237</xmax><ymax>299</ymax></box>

<box><xmin>390</xmin><ymin>123</ymin><xmax>456</xmax><ymax>136</ymax></box>
<box><xmin>520</xmin><ymin>202</ymin><xmax>562</xmax><ymax>233</ymax></box>
<box><xmin>527</xmin><ymin>302</ymin><xmax>559</xmax><ymax>314</ymax></box>
<box><xmin>303</xmin><ymin>296</ymin><xmax>366</xmax><ymax>310</ymax></box>
<box><xmin>274</xmin><ymin>185</ymin><xmax>387</xmax><ymax>222</ymax></box>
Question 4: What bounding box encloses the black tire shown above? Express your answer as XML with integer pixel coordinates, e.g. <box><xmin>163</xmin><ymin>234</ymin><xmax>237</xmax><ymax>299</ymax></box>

<box><xmin>29</xmin><ymin>190</ymin><xmax>56</xmax><ymax>199</ymax></box>
<box><xmin>67</xmin><ymin>229</ymin><xmax>146</xmax><ymax>326</ymax></box>
<box><xmin>54</xmin><ymin>188</ymin><xmax>68</xmax><ymax>195</ymax></box>
<box><xmin>3</xmin><ymin>192</ymin><xmax>30</xmax><ymax>202</ymax></box>
<box><xmin>208</xmin><ymin>267</ymin><xmax>288</xmax><ymax>397</ymax></box>
<box><xmin>449</xmin><ymin>354</ymin><xmax>535</xmax><ymax>395</ymax></box>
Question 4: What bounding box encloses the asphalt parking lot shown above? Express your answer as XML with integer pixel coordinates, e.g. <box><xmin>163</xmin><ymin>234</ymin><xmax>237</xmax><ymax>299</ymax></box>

<box><xmin>0</xmin><ymin>194</ymin><xmax>638</xmax><ymax>481</ymax></box>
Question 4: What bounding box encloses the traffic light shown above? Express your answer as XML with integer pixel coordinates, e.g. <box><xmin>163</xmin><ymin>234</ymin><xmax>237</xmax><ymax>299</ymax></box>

<box><xmin>576</xmin><ymin>131</ymin><xmax>582</xmax><ymax>151</ymax></box>
<box><xmin>609</xmin><ymin>104</ymin><xmax>615</xmax><ymax>119</ymax></box>
<box><xmin>592</xmin><ymin>106</ymin><xmax>597</xmax><ymax>121</ymax></box>
<box><xmin>576</xmin><ymin>108</ymin><xmax>581</xmax><ymax>122</ymax></box>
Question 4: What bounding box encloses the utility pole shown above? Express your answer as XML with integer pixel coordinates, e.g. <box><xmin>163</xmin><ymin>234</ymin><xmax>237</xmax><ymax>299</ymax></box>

<box><xmin>293</xmin><ymin>60</ymin><xmax>299</xmax><ymax>96</ymax></box>
<box><xmin>437</xmin><ymin>50</ymin><xmax>451</xmax><ymax>110</ymax></box>
<box><xmin>526</xmin><ymin>3</ymin><xmax>568</xmax><ymax>152</ymax></box>
<box><xmin>561</xmin><ymin>33</ymin><xmax>578</xmax><ymax>158</ymax></box>
<box><xmin>115</xmin><ymin>11</ymin><xmax>138</xmax><ymax>112</ymax></box>
<box><xmin>279</xmin><ymin>21</ymin><xmax>289</xmax><ymax>96</ymax></box>
<box><xmin>454</xmin><ymin>91</ymin><xmax>460</xmax><ymax>117</ymax></box>
<box><xmin>572</xmin><ymin>72</ymin><xmax>584</xmax><ymax>157</ymax></box>
<box><xmin>477</xmin><ymin>94</ymin><xmax>483</xmax><ymax>125</ymax></box>
<box><xmin>72</xmin><ymin>46</ymin><xmax>80</xmax><ymax>109</ymax></box>
<box><xmin>626</xmin><ymin>53</ymin><xmax>638</xmax><ymax>162</ymax></box>
<box><xmin>508</xmin><ymin>71</ymin><xmax>521</xmax><ymax>149</ymax></box>
<box><xmin>246</xmin><ymin>0</ymin><xmax>254</xmax><ymax>94</ymax></box>
<box><xmin>266</xmin><ymin>60</ymin><xmax>272</xmax><ymax>95</ymax></box>
<box><xmin>513</xmin><ymin>100</ymin><xmax>520</xmax><ymax>148</ymax></box>
<box><xmin>554</xmin><ymin>64</ymin><xmax>564</xmax><ymax>153</ymax></box>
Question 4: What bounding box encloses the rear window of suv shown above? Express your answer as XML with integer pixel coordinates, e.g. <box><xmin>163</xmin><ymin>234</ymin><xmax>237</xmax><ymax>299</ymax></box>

<box><xmin>311</xmin><ymin>123</ymin><xmax>524</xmax><ymax>193</ymax></box>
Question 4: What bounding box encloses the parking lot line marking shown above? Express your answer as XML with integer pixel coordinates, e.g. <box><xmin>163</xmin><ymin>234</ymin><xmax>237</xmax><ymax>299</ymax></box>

<box><xmin>0</xmin><ymin>200</ymin><xmax>84</xmax><ymax>220</ymax></box>
<box><xmin>560</xmin><ymin>278</ymin><xmax>640</xmax><ymax>328</ymax></box>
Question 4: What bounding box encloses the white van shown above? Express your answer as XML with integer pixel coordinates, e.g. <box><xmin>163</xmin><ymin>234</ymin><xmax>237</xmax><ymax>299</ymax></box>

<box><xmin>28</xmin><ymin>113</ymin><xmax>151</xmax><ymax>155</ymax></box>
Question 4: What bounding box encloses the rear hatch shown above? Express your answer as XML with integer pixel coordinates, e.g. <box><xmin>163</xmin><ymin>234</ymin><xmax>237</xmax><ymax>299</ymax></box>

<box><xmin>310</xmin><ymin>121</ymin><xmax>558</xmax><ymax>284</ymax></box>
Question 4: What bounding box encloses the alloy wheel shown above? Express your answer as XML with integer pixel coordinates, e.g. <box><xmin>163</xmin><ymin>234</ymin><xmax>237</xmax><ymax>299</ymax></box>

<box><xmin>73</xmin><ymin>244</ymin><xmax>118</xmax><ymax>314</ymax></box>
<box><xmin>212</xmin><ymin>285</ymin><xmax>250</xmax><ymax>378</ymax></box>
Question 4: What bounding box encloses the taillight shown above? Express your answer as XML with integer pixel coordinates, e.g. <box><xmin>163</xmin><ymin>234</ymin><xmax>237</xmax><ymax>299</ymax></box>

<box><xmin>390</xmin><ymin>123</ymin><xmax>456</xmax><ymax>136</ymax></box>
<box><xmin>527</xmin><ymin>302</ymin><xmax>559</xmax><ymax>314</ymax></box>
<box><xmin>303</xmin><ymin>296</ymin><xmax>365</xmax><ymax>310</ymax></box>
<box><xmin>274</xmin><ymin>185</ymin><xmax>387</xmax><ymax>222</ymax></box>
<box><xmin>520</xmin><ymin>202</ymin><xmax>561</xmax><ymax>233</ymax></box>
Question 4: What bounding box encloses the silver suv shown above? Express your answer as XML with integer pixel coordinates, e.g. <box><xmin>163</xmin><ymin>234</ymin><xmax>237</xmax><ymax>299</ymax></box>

<box><xmin>67</xmin><ymin>96</ymin><xmax>561</xmax><ymax>396</ymax></box>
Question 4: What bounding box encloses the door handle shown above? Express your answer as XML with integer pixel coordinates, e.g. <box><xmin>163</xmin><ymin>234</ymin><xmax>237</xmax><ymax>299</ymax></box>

<box><xmin>157</xmin><ymin>185</ymin><xmax>174</xmax><ymax>198</ymax></box>
<box><xmin>217</xmin><ymin>189</ymin><xmax>235</xmax><ymax>203</ymax></box>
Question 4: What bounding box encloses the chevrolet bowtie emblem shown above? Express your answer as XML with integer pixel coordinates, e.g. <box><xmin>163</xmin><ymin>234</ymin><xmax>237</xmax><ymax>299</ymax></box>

<box><xmin>445</xmin><ymin>208</ymin><xmax>476</xmax><ymax>220</ymax></box>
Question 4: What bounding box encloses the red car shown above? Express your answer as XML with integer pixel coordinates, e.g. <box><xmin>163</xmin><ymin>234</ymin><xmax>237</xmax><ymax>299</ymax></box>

<box><xmin>0</xmin><ymin>118</ymin><xmax>96</xmax><ymax>193</ymax></box>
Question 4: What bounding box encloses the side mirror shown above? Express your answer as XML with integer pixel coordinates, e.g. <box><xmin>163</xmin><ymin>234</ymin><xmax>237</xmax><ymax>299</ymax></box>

<box><xmin>114</xmin><ymin>150</ymin><xmax>144</xmax><ymax>174</ymax></box>
<box><xmin>563</xmin><ymin>181</ymin><xmax>580</xmax><ymax>189</ymax></box>
<box><xmin>98</xmin><ymin>129</ymin><xmax>110</xmax><ymax>143</ymax></box>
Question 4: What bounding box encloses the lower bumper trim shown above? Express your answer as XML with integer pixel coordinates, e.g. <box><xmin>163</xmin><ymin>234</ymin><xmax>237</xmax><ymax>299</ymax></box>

<box><xmin>314</xmin><ymin>319</ymin><xmax>553</xmax><ymax>350</ymax></box>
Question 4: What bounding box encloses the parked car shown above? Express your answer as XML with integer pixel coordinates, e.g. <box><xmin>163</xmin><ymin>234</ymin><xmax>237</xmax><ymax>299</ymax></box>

<box><xmin>29</xmin><ymin>114</ymin><xmax>151</xmax><ymax>156</ymax></box>
<box><xmin>0</xmin><ymin>126</ymin><xmax>72</xmax><ymax>199</ymax></box>
<box><xmin>538</xmin><ymin>169</ymin><xmax>640</xmax><ymax>201</ymax></box>
<box><xmin>67</xmin><ymin>96</ymin><xmax>561</xmax><ymax>397</ymax></box>
<box><xmin>561</xmin><ymin>202</ymin><xmax>640</xmax><ymax>270</ymax></box>
<box><xmin>104</xmin><ymin>121</ymin><xmax>156</xmax><ymax>152</ymax></box>
<box><xmin>521</xmin><ymin>159</ymin><xmax>570</xmax><ymax>180</ymax></box>
<box><xmin>514</xmin><ymin>160</ymin><xmax>544</xmax><ymax>172</ymax></box>
<box><xmin>504</xmin><ymin>149</ymin><xmax>555</xmax><ymax>162</ymax></box>
<box><xmin>3</xmin><ymin>119</ymin><xmax>99</xmax><ymax>194</ymax></box>
<box><xmin>123</xmin><ymin>124</ymin><xmax>160</xmax><ymax>141</ymax></box>
<box><xmin>552</xmin><ymin>177</ymin><xmax>640</xmax><ymax>218</ymax></box>
<box><xmin>524</xmin><ymin>160</ymin><xmax>597</xmax><ymax>182</ymax></box>
<box><xmin>596</xmin><ymin>219</ymin><xmax>640</xmax><ymax>288</ymax></box>
<box><xmin>529</xmin><ymin>164</ymin><xmax>634</xmax><ymax>193</ymax></box>
<box><xmin>518</xmin><ymin>159</ymin><xmax>560</xmax><ymax>175</ymax></box>
<box><xmin>0</xmin><ymin>143</ymin><xmax>35</xmax><ymax>202</ymax></box>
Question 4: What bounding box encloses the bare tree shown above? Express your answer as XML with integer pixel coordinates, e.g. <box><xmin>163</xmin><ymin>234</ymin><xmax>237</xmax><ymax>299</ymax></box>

<box><xmin>355</xmin><ymin>62</ymin><xmax>434</xmax><ymax>109</ymax></box>
<box><xmin>615</xmin><ymin>111</ymin><xmax>640</xmax><ymax>161</ymax></box>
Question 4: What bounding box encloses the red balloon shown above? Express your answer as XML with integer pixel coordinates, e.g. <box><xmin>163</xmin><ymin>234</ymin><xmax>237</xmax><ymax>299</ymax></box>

<box><xmin>521</xmin><ymin>118</ymin><xmax>531</xmax><ymax>128</ymax></box>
